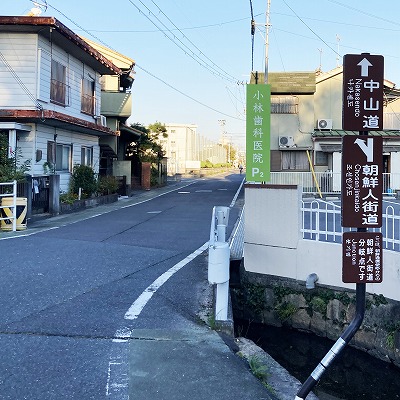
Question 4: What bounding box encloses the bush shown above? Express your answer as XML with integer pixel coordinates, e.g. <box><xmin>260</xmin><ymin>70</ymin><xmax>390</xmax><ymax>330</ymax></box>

<box><xmin>70</xmin><ymin>164</ymin><xmax>97</xmax><ymax>199</ymax></box>
<box><xmin>97</xmin><ymin>175</ymin><xmax>119</xmax><ymax>195</ymax></box>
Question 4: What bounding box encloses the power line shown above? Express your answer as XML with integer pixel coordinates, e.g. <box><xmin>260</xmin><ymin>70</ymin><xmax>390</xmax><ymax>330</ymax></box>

<box><xmin>127</xmin><ymin>0</ymin><xmax>238</xmax><ymax>84</ymax></box>
<box><xmin>44</xmin><ymin>1</ymin><xmax>244</xmax><ymax>121</ymax></box>
<box><xmin>149</xmin><ymin>0</ymin><xmax>239</xmax><ymax>82</ymax></box>
<box><xmin>77</xmin><ymin>13</ymin><xmax>264</xmax><ymax>33</ymax></box>
<box><xmin>282</xmin><ymin>0</ymin><xmax>340</xmax><ymax>57</ymax></box>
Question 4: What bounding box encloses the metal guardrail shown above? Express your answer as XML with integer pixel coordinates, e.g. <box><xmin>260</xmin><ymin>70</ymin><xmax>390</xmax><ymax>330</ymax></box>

<box><xmin>301</xmin><ymin>199</ymin><xmax>400</xmax><ymax>252</ymax></box>
<box><xmin>269</xmin><ymin>172</ymin><xmax>399</xmax><ymax>195</ymax></box>
<box><xmin>0</xmin><ymin>180</ymin><xmax>17</xmax><ymax>231</ymax></box>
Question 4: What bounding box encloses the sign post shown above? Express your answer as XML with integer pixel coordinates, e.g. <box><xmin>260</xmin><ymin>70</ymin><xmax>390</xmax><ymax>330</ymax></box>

<box><xmin>342</xmin><ymin>53</ymin><xmax>384</xmax><ymax>131</ymax></box>
<box><xmin>246</xmin><ymin>84</ymin><xmax>271</xmax><ymax>182</ymax></box>
<box><xmin>295</xmin><ymin>53</ymin><xmax>385</xmax><ymax>400</ymax></box>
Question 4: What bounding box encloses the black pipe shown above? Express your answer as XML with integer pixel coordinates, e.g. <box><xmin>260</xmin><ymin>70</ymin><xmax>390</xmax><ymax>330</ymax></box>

<box><xmin>295</xmin><ymin>283</ymin><xmax>366</xmax><ymax>400</ymax></box>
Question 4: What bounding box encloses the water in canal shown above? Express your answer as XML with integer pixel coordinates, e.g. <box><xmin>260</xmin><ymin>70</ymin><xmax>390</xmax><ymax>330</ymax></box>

<box><xmin>235</xmin><ymin>319</ymin><xmax>400</xmax><ymax>400</ymax></box>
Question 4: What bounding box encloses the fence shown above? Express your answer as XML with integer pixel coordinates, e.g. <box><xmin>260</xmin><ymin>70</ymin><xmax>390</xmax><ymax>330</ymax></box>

<box><xmin>269</xmin><ymin>172</ymin><xmax>399</xmax><ymax>195</ymax></box>
<box><xmin>301</xmin><ymin>199</ymin><xmax>400</xmax><ymax>252</ymax></box>
<box><xmin>0</xmin><ymin>180</ymin><xmax>17</xmax><ymax>231</ymax></box>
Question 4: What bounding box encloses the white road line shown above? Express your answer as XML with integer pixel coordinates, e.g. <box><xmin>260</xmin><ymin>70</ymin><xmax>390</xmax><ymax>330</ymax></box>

<box><xmin>106</xmin><ymin>177</ymin><xmax>243</xmax><ymax>398</ymax></box>
<box><xmin>124</xmin><ymin>242</ymin><xmax>208</xmax><ymax>320</ymax></box>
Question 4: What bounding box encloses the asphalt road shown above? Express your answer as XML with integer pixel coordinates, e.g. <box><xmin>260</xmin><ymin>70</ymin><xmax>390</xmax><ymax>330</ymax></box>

<box><xmin>0</xmin><ymin>173</ymin><xmax>245</xmax><ymax>399</ymax></box>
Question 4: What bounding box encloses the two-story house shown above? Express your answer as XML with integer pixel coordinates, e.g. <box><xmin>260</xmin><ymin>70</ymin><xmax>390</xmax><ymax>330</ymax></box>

<box><xmin>0</xmin><ymin>16</ymin><xmax>122</xmax><ymax>193</ymax></box>
<box><xmin>82</xmin><ymin>38</ymin><xmax>142</xmax><ymax>190</ymax></box>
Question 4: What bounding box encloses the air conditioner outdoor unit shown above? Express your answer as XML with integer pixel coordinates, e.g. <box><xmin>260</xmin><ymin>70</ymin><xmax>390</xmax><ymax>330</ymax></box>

<box><xmin>317</xmin><ymin>118</ymin><xmax>333</xmax><ymax>130</ymax></box>
<box><xmin>96</xmin><ymin>115</ymin><xmax>107</xmax><ymax>127</ymax></box>
<box><xmin>279</xmin><ymin>135</ymin><xmax>295</xmax><ymax>148</ymax></box>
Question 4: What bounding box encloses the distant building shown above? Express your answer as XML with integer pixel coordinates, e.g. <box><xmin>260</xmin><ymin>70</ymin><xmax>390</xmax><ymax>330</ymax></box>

<box><xmin>159</xmin><ymin>123</ymin><xmax>227</xmax><ymax>175</ymax></box>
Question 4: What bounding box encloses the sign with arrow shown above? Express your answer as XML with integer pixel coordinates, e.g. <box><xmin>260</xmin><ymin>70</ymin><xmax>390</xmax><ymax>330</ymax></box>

<box><xmin>342</xmin><ymin>53</ymin><xmax>384</xmax><ymax>131</ymax></box>
<box><xmin>341</xmin><ymin>135</ymin><xmax>383</xmax><ymax>228</ymax></box>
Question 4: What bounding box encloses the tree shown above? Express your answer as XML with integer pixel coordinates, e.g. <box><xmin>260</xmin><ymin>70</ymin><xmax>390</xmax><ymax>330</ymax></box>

<box><xmin>128</xmin><ymin>121</ymin><xmax>167</xmax><ymax>163</ymax></box>
<box><xmin>0</xmin><ymin>132</ymin><xmax>30</xmax><ymax>182</ymax></box>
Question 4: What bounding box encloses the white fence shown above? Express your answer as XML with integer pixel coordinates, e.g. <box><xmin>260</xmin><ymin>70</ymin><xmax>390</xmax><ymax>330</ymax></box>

<box><xmin>301</xmin><ymin>200</ymin><xmax>400</xmax><ymax>252</ymax></box>
<box><xmin>0</xmin><ymin>180</ymin><xmax>17</xmax><ymax>232</ymax></box>
<box><xmin>269</xmin><ymin>172</ymin><xmax>399</xmax><ymax>195</ymax></box>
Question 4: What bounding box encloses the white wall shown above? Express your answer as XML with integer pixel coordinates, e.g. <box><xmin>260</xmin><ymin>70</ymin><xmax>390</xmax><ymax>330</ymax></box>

<box><xmin>244</xmin><ymin>185</ymin><xmax>400</xmax><ymax>302</ymax></box>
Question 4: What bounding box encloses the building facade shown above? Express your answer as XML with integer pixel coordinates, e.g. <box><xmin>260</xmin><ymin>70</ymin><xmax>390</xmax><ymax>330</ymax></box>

<box><xmin>161</xmin><ymin>123</ymin><xmax>227</xmax><ymax>175</ymax></box>
<box><xmin>0</xmin><ymin>16</ymin><xmax>121</xmax><ymax>192</ymax></box>
<box><xmin>251</xmin><ymin>69</ymin><xmax>400</xmax><ymax>190</ymax></box>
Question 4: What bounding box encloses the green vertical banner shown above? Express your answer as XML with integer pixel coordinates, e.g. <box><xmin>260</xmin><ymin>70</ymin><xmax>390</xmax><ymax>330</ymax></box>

<box><xmin>246</xmin><ymin>84</ymin><xmax>271</xmax><ymax>182</ymax></box>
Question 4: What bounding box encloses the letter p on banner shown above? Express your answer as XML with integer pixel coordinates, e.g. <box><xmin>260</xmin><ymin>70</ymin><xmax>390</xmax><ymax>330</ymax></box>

<box><xmin>246</xmin><ymin>84</ymin><xmax>271</xmax><ymax>182</ymax></box>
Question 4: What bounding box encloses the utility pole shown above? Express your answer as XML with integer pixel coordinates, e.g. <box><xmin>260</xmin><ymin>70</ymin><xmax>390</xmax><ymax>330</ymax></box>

<box><xmin>264</xmin><ymin>0</ymin><xmax>271</xmax><ymax>84</ymax></box>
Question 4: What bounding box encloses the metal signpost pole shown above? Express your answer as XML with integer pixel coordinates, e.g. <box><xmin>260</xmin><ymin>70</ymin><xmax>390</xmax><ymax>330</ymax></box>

<box><xmin>295</xmin><ymin>54</ymin><xmax>384</xmax><ymax>400</ymax></box>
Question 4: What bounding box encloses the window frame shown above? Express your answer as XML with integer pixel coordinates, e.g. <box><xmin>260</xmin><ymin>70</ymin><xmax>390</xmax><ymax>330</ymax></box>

<box><xmin>50</xmin><ymin>59</ymin><xmax>68</xmax><ymax>106</ymax></box>
<box><xmin>81</xmin><ymin>78</ymin><xmax>95</xmax><ymax>115</ymax></box>
<box><xmin>56</xmin><ymin>143</ymin><xmax>72</xmax><ymax>172</ymax></box>
<box><xmin>81</xmin><ymin>146</ymin><xmax>93</xmax><ymax>167</ymax></box>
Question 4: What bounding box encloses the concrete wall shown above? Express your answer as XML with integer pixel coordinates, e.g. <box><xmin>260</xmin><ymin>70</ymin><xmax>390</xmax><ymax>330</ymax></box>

<box><xmin>244</xmin><ymin>184</ymin><xmax>400</xmax><ymax>302</ymax></box>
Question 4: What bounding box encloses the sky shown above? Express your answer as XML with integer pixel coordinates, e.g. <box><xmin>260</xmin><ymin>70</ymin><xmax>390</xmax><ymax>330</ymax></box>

<box><xmin>2</xmin><ymin>0</ymin><xmax>400</xmax><ymax>147</ymax></box>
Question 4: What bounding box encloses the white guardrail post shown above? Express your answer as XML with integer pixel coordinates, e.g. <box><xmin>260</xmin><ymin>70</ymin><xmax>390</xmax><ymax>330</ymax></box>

<box><xmin>208</xmin><ymin>206</ymin><xmax>230</xmax><ymax>321</ymax></box>
<box><xmin>0</xmin><ymin>180</ymin><xmax>17</xmax><ymax>232</ymax></box>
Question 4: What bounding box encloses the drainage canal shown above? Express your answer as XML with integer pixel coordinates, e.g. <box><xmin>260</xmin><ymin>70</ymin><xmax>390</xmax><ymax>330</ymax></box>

<box><xmin>235</xmin><ymin>319</ymin><xmax>400</xmax><ymax>400</ymax></box>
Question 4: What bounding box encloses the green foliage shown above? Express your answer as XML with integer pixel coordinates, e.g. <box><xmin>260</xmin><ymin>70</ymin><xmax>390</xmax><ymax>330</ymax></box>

<box><xmin>385</xmin><ymin>322</ymin><xmax>400</xmax><ymax>349</ymax></box>
<box><xmin>276</xmin><ymin>302</ymin><xmax>298</xmax><ymax>321</ymax></box>
<box><xmin>372</xmin><ymin>293</ymin><xmax>388</xmax><ymax>307</ymax></box>
<box><xmin>273</xmin><ymin>285</ymin><xmax>295</xmax><ymax>303</ymax></box>
<box><xmin>248</xmin><ymin>355</ymin><xmax>269</xmax><ymax>381</ymax></box>
<box><xmin>0</xmin><ymin>132</ymin><xmax>31</xmax><ymax>182</ymax></box>
<box><xmin>97</xmin><ymin>175</ymin><xmax>119</xmax><ymax>195</ymax></box>
<box><xmin>150</xmin><ymin>165</ymin><xmax>159</xmax><ymax>186</ymax></box>
<box><xmin>70</xmin><ymin>164</ymin><xmax>97</xmax><ymax>199</ymax></box>
<box><xmin>310</xmin><ymin>297</ymin><xmax>327</xmax><ymax>315</ymax></box>
<box><xmin>200</xmin><ymin>160</ymin><xmax>230</xmax><ymax>168</ymax></box>
<box><xmin>129</xmin><ymin>122</ymin><xmax>167</xmax><ymax>163</ymax></box>
<box><xmin>244</xmin><ymin>282</ymin><xmax>265</xmax><ymax>316</ymax></box>
<box><xmin>59</xmin><ymin>191</ymin><xmax>79</xmax><ymax>204</ymax></box>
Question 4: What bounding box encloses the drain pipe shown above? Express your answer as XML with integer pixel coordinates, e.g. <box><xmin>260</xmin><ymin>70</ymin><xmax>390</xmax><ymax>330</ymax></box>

<box><xmin>295</xmin><ymin>282</ymin><xmax>366</xmax><ymax>400</ymax></box>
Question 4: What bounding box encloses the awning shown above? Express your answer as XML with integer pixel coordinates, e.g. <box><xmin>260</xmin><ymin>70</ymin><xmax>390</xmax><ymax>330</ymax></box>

<box><xmin>319</xmin><ymin>144</ymin><xmax>400</xmax><ymax>153</ymax></box>
<box><xmin>99</xmin><ymin>144</ymin><xmax>117</xmax><ymax>158</ymax></box>
<box><xmin>119</xmin><ymin>124</ymin><xmax>141</xmax><ymax>141</ymax></box>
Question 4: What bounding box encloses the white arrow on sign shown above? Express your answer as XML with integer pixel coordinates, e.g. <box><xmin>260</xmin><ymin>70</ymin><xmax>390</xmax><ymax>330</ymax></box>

<box><xmin>355</xmin><ymin>138</ymin><xmax>374</xmax><ymax>162</ymax></box>
<box><xmin>357</xmin><ymin>58</ymin><xmax>373</xmax><ymax>77</ymax></box>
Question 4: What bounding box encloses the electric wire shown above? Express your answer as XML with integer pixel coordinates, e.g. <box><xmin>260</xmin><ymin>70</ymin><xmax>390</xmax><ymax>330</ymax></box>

<box><xmin>127</xmin><ymin>0</ymin><xmax>238</xmax><ymax>84</ymax></box>
<box><xmin>0</xmin><ymin>50</ymin><xmax>43</xmax><ymax>111</ymax></box>
<box><xmin>86</xmin><ymin>14</ymin><xmax>264</xmax><ymax>33</ymax></box>
<box><xmin>149</xmin><ymin>0</ymin><xmax>239</xmax><ymax>83</ymax></box>
<box><xmin>44</xmin><ymin>1</ymin><xmax>244</xmax><ymax>121</ymax></box>
<box><xmin>282</xmin><ymin>0</ymin><xmax>340</xmax><ymax>57</ymax></box>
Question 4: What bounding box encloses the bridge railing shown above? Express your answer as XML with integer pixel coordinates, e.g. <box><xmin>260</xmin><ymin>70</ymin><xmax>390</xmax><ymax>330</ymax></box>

<box><xmin>269</xmin><ymin>172</ymin><xmax>399</xmax><ymax>195</ymax></box>
<box><xmin>301</xmin><ymin>199</ymin><xmax>400</xmax><ymax>252</ymax></box>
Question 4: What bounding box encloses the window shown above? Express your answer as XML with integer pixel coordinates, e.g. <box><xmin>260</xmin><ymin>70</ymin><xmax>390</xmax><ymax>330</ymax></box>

<box><xmin>50</xmin><ymin>60</ymin><xmax>68</xmax><ymax>106</ymax></box>
<box><xmin>282</xmin><ymin>151</ymin><xmax>309</xmax><ymax>170</ymax></box>
<box><xmin>81</xmin><ymin>146</ymin><xmax>93</xmax><ymax>166</ymax></box>
<box><xmin>47</xmin><ymin>141</ymin><xmax>71</xmax><ymax>171</ymax></box>
<box><xmin>56</xmin><ymin>144</ymin><xmax>71</xmax><ymax>171</ymax></box>
<box><xmin>315</xmin><ymin>151</ymin><xmax>328</xmax><ymax>166</ymax></box>
<box><xmin>81</xmin><ymin>79</ymin><xmax>95</xmax><ymax>115</ymax></box>
<box><xmin>271</xmin><ymin>96</ymin><xmax>298</xmax><ymax>114</ymax></box>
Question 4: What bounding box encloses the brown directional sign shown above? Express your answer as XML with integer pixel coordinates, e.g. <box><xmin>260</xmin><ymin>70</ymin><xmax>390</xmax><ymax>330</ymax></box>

<box><xmin>342</xmin><ymin>232</ymin><xmax>383</xmax><ymax>283</ymax></box>
<box><xmin>342</xmin><ymin>135</ymin><xmax>383</xmax><ymax>228</ymax></box>
<box><xmin>342</xmin><ymin>53</ymin><xmax>384</xmax><ymax>131</ymax></box>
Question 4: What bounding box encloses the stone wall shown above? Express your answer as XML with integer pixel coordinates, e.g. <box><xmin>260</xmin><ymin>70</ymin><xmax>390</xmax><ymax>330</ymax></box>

<box><xmin>231</xmin><ymin>266</ymin><xmax>400</xmax><ymax>368</ymax></box>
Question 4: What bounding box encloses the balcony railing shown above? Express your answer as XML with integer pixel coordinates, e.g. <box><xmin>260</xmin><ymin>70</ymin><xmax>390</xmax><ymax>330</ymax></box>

<box><xmin>268</xmin><ymin>171</ymin><xmax>399</xmax><ymax>195</ymax></box>
<box><xmin>100</xmin><ymin>92</ymin><xmax>132</xmax><ymax>117</ymax></box>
